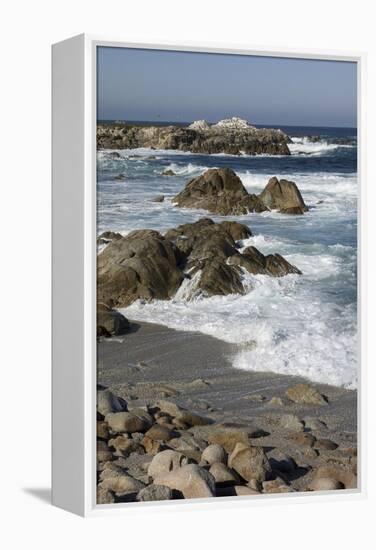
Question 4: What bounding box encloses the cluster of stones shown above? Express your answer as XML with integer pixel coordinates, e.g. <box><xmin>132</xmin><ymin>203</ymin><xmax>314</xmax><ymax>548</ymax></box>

<box><xmin>97</xmin><ymin>384</ymin><xmax>357</xmax><ymax>504</ymax></box>
<box><xmin>173</xmin><ymin>168</ymin><xmax>308</xmax><ymax>215</ymax></box>
<box><xmin>96</xmin><ymin>218</ymin><xmax>301</xmax><ymax>317</ymax></box>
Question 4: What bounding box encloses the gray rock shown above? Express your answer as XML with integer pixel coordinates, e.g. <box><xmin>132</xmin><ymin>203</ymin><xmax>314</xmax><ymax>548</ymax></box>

<box><xmin>105</xmin><ymin>411</ymin><xmax>152</xmax><ymax>434</ymax></box>
<box><xmin>154</xmin><ymin>464</ymin><xmax>216</xmax><ymax>499</ymax></box>
<box><xmin>136</xmin><ymin>484</ymin><xmax>174</xmax><ymax>502</ymax></box>
<box><xmin>209</xmin><ymin>462</ymin><xmax>239</xmax><ymax>485</ymax></box>
<box><xmin>201</xmin><ymin>444</ymin><xmax>227</xmax><ymax>465</ymax></box>
<box><xmin>148</xmin><ymin>450</ymin><xmax>189</xmax><ymax>479</ymax></box>
<box><xmin>259</xmin><ymin>176</ymin><xmax>308</xmax><ymax>214</ymax></box>
<box><xmin>286</xmin><ymin>384</ymin><xmax>327</xmax><ymax>405</ymax></box>
<box><xmin>228</xmin><ymin>442</ymin><xmax>271</xmax><ymax>482</ymax></box>
<box><xmin>97</xmin><ymin>388</ymin><xmax>127</xmax><ymax>416</ymax></box>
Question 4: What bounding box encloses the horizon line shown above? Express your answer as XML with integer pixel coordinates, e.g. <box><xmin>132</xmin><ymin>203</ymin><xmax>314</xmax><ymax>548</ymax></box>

<box><xmin>97</xmin><ymin>118</ymin><xmax>357</xmax><ymax>129</ymax></box>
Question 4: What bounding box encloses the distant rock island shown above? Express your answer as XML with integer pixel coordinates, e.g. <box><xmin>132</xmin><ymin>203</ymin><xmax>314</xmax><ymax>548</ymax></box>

<box><xmin>97</xmin><ymin>117</ymin><xmax>292</xmax><ymax>155</ymax></box>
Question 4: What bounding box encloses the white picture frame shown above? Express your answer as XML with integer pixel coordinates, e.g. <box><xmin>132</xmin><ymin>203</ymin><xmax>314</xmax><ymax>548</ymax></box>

<box><xmin>52</xmin><ymin>34</ymin><xmax>366</xmax><ymax>517</ymax></box>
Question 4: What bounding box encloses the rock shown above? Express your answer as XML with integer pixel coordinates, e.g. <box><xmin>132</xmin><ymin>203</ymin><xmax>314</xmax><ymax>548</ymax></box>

<box><xmin>209</xmin><ymin>462</ymin><xmax>239</xmax><ymax>485</ymax></box>
<box><xmin>97</xmin><ymin>303</ymin><xmax>130</xmax><ymax>337</ymax></box>
<box><xmin>154</xmin><ymin>464</ymin><xmax>216</xmax><ymax>499</ymax></box>
<box><xmin>259</xmin><ymin>176</ymin><xmax>308</xmax><ymax>214</ymax></box>
<box><xmin>303</xmin><ymin>417</ymin><xmax>328</xmax><ymax>431</ymax></box>
<box><xmin>105</xmin><ymin>411</ymin><xmax>152</xmax><ymax>434</ymax></box>
<box><xmin>315</xmin><ymin>439</ymin><xmax>338</xmax><ymax>451</ymax></box>
<box><xmin>108</xmin><ymin>435</ymin><xmax>145</xmax><ymax>457</ymax></box>
<box><xmin>148</xmin><ymin>450</ymin><xmax>189</xmax><ymax>479</ymax></box>
<box><xmin>198</xmin><ymin>427</ymin><xmax>250</xmax><ymax>453</ymax></box>
<box><xmin>97</xmin><ymin>485</ymin><xmax>115</xmax><ymax>504</ymax></box>
<box><xmin>173</xmin><ymin>168</ymin><xmax>268</xmax><ymax>215</ymax></box>
<box><xmin>141</xmin><ymin>436</ymin><xmax>164</xmax><ymax>455</ymax></box>
<box><xmin>100</xmin><ymin>471</ymin><xmax>145</xmax><ymax>497</ymax></box>
<box><xmin>219</xmin><ymin>221</ymin><xmax>252</xmax><ymax>241</ymax></box>
<box><xmin>228</xmin><ymin>443</ymin><xmax>271</xmax><ymax>482</ymax></box>
<box><xmin>263</xmin><ymin>478</ymin><xmax>293</xmax><ymax>493</ymax></box>
<box><xmin>201</xmin><ymin>444</ymin><xmax>227</xmax><ymax>465</ymax></box>
<box><xmin>229</xmin><ymin>247</ymin><xmax>301</xmax><ymax>277</ymax></box>
<box><xmin>309</xmin><ymin>478</ymin><xmax>345</xmax><ymax>491</ymax></box>
<box><xmin>97</xmin><ymin>121</ymin><xmax>291</xmax><ymax>156</ymax></box>
<box><xmin>288</xmin><ymin>432</ymin><xmax>316</xmax><ymax>448</ymax></box>
<box><xmin>234</xmin><ymin>486</ymin><xmax>260</xmax><ymax>496</ymax></box>
<box><xmin>97</xmin><ymin>388</ymin><xmax>127</xmax><ymax>416</ymax></box>
<box><xmin>144</xmin><ymin>424</ymin><xmax>175</xmax><ymax>442</ymax></box>
<box><xmin>279</xmin><ymin>414</ymin><xmax>305</xmax><ymax>432</ymax></box>
<box><xmin>136</xmin><ymin>484</ymin><xmax>174</xmax><ymax>502</ymax></box>
<box><xmin>98</xmin><ymin>231</ymin><xmax>122</xmax><ymax>242</ymax></box>
<box><xmin>162</xmin><ymin>169</ymin><xmax>176</xmax><ymax>176</ymax></box>
<box><xmin>114</xmin><ymin>173</ymin><xmax>126</xmax><ymax>181</ymax></box>
<box><xmin>151</xmin><ymin>195</ymin><xmax>165</xmax><ymax>202</ymax></box>
<box><xmin>97</xmin><ymin>230</ymin><xmax>183</xmax><ymax>307</ymax></box>
<box><xmin>286</xmin><ymin>384</ymin><xmax>327</xmax><ymax>405</ymax></box>
<box><xmin>97</xmin><ymin>420</ymin><xmax>109</xmax><ymax>440</ymax></box>
<box><xmin>97</xmin><ymin>440</ymin><xmax>113</xmax><ymax>463</ymax></box>
<box><xmin>155</xmin><ymin>400</ymin><xmax>212</xmax><ymax>427</ymax></box>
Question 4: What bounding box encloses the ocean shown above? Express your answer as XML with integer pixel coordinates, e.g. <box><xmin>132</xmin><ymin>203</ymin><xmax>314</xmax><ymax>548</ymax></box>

<box><xmin>97</xmin><ymin>125</ymin><xmax>358</xmax><ymax>389</ymax></box>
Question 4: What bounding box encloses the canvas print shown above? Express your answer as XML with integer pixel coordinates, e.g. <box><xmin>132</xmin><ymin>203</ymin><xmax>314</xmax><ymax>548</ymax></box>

<box><xmin>96</xmin><ymin>46</ymin><xmax>358</xmax><ymax>505</ymax></box>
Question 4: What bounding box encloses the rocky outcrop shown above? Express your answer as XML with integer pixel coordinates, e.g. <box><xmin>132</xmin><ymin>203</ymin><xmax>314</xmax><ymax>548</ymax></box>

<box><xmin>97</xmin><ymin>118</ymin><xmax>291</xmax><ymax>156</ymax></box>
<box><xmin>173</xmin><ymin>168</ymin><xmax>268</xmax><ymax>215</ymax></box>
<box><xmin>97</xmin><ymin>218</ymin><xmax>302</xmax><ymax>306</ymax></box>
<box><xmin>173</xmin><ymin>169</ymin><xmax>308</xmax><ymax>216</ymax></box>
<box><xmin>259</xmin><ymin>176</ymin><xmax>308</xmax><ymax>214</ymax></box>
<box><xmin>97</xmin><ymin>229</ymin><xmax>183</xmax><ymax>307</ymax></box>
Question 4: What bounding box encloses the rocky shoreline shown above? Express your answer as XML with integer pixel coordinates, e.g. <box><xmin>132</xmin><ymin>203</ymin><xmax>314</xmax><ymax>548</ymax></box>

<box><xmin>97</xmin><ymin>322</ymin><xmax>357</xmax><ymax>504</ymax></box>
<box><xmin>97</xmin><ymin>117</ymin><xmax>292</xmax><ymax>156</ymax></box>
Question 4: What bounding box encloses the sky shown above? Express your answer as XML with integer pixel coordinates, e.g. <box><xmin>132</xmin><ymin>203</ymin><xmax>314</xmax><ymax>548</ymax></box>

<box><xmin>97</xmin><ymin>47</ymin><xmax>357</xmax><ymax>128</ymax></box>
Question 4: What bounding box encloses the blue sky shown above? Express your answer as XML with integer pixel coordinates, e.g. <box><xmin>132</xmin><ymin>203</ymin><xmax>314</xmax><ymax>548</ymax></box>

<box><xmin>97</xmin><ymin>47</ymin><xmax>357</xmax><ymax>128</ymax></box>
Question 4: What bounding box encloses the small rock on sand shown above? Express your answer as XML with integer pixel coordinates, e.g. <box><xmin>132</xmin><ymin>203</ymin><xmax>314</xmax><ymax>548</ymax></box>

<box><xmin>201</xmin><ymin>444</ymin><xmax>227</xmax><ymax>465</ymax></box>
<box><xmin>286</xmin><ymin>383</ymin><xmax>327</xmax><ymax>405</ymax></box>
<box><xmin>154</xmin><ymin>464</ymin><xmax>216</xmax><ymax>499</ymax></box>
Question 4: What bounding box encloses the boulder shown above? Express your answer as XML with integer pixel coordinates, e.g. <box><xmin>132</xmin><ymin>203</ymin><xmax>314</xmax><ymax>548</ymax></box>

<box><xmin>262</xmin><ymin>478</ymin><xmax>293</xmax><ymax>493</ymax></box>
<box><xmin>219</xmin><ymin>220</ymin><xmax>252</xmax><ymax>241</ymax></box>
<box><xmin>162</xmin><ymin>169</ymin><xmax>176</xmax><ymax>176</ymax></box>
<box><xmin>148</xmin><ymin>450</ymin><xmax>189</xmax><ymax>479</ymax></box>
<box><xmin>201</xmin><ymin>444</ymin><xmax>227</xmax><ymax>465</ymax></box>
<box><xmin>97</xmin><ymin>388</ymin><xmax>127</xmax><ymax>417</ymax></box>
<box><xmin>311</xmin><ymin>465</ymin><xmax>356</xmax><ymax>489</ymax></box>
<box><xmin>151</xmin><ymin>195</ymin><xmax>165</xmax><ymax>202</ymax></box>
<box><xmin>97</xmin><ymin>303</ymin><xmax>130</xmax><ymax>337</ymax></box>
<box><xmin>154</xmin><ymin>464</ymin><xmax>216</xmax><ymax>499</ymax></box>
<box><xmin>209</xmin><ymin>462</ymin><xmax>239</xmax><ymax>485</ymax></box>
<box><xmin>99</xmin><ymin>470</ymin><xmax>145</xmax><ymax>497</ymax></box>
<box><xmin>259</xmin><ymin>176</ymin><xmax>308</xmax><ymax>214</ymax></box>
<box><xmin>286</xmin><ymin>384</ymin><xmax>327</xmax><ymax>406</ymax></box>
<box><xmin>309</xmin><ymin>478</ymin><xmax>345</xmax><ymax>491</ymax></box>
<box><xmin>144</xmin><ymin>424</ymin><xmax>176</xmax><ymax>442</ymax></box>
<box><xmin>228</xmin><ymin>442</ymin><xmax>271</xmax><ymax>482</ymax></box>
<box><xmin>105</xmin><ymin>411</ymin><xmax>152</xmax><ymax>434</ymax></box>
<box><xmin>229</xmin><ymin>247</ymin><xmax>301</xmax><ymax>277</ymax></box>
<box><xmin>173</xmin><ymin>168</ymin><xmax>268</xmax><ymax>215</ymax></box>
<box><xmin>136</xmin><ymin>484</ymin><xmax>174</xmax><ymax>502</ymax></box>
<box><xmin>97</xmin><ymin>230</ymin><xmax>183</xmax><ymax>307</ymax></box>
